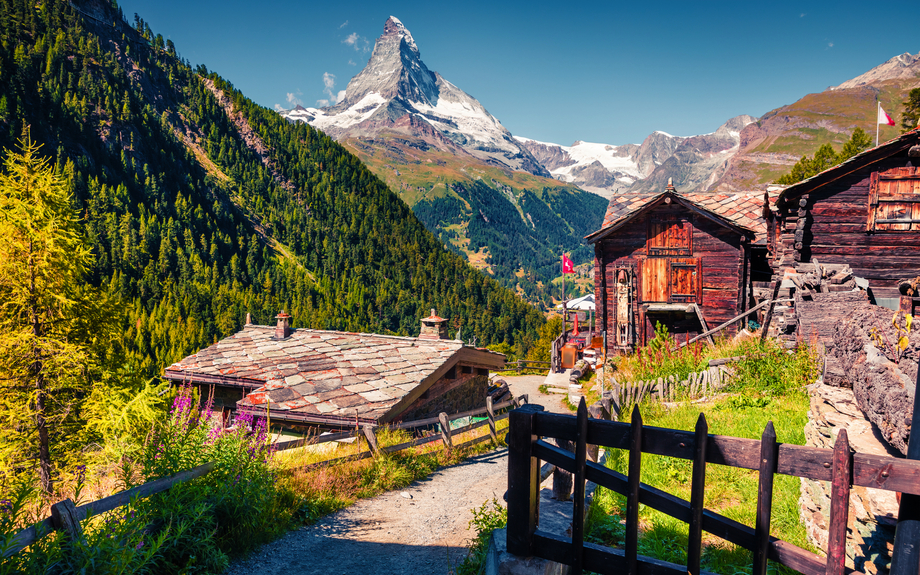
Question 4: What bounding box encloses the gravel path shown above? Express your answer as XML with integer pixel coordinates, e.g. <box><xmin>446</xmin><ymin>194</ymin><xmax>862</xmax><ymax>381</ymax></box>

<box><xmin>225</xmin><ymin>376</ymin><xmax>569</xmax><ymax>575</ymax></box>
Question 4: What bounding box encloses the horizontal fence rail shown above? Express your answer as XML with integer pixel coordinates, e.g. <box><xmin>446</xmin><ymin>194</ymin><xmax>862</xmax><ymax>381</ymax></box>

<box><xmin>293</xmin><ymin>396</ymin><xmax>525</xmax><ymax>471</ymax></box>
<box><xmin>5</xmin><ymin>462</ymin><xmax>216</xmax><ymax>558</ymax></box>
<box><xmin>507</xmin><ymin>401</ymin><xmax>920</xmax><ymax>575</ymax></box>
<box><xmin>6</xmin><ymin>395</ymin><xmax>525</xmax><ymax>557</ymax></box>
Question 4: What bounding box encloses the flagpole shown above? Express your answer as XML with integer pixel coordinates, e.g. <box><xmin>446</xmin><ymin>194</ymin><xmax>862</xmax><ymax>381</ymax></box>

<box><xmin>876</xmin><ymin>100</ymin><xmax>880</xmax><ymax>147</ymax></box>
<box><xmin>561</xmin><ymin>249</ymin><xmax>566</xmax><ymax>339</ymax></box>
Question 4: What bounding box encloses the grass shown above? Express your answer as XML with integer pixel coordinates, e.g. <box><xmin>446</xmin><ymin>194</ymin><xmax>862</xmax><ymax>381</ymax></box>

<box><xmin>586</xmin><ymin>336</ymin><xmax>820</xmax><ymax>574</ymax></box>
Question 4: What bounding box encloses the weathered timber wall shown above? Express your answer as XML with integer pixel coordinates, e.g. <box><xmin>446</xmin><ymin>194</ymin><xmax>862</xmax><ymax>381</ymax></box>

<box><xmin>775</xmin><ymin>154</ymin><xmax>920</xmax><ymax>299</ymax></box>
<box><xmin>397</xmin><ymin>372</ymin><xmax>488</xmax><ymax>422</ymax></box>
<box><xmin>595</xmin><ymin>203</ymin><xmax>746</xmax><ymax>353</ymax></box>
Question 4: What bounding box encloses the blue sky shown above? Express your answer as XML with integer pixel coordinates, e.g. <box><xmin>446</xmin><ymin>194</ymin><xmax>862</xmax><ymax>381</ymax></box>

<box><xmin>119</xmin><ymin>0</ymin><xmax>917</xmax><ymax>146</ymax></box>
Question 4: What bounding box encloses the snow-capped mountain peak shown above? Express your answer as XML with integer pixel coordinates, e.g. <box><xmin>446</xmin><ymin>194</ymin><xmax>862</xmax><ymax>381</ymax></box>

<box><xmin>278</xmin><ymin>16</ymin><xmax>549</xmax><ymax>177</ymax></box>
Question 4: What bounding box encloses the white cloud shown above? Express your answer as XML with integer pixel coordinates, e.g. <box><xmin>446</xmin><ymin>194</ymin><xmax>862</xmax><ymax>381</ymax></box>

<box><xmin>800</xmin><ymin>12</ymin><xmax>805</xmax><ymax>17</ymax></box>
<box><xmin>348</xmin><ymin>59</ymin><xmax>357</xmax><ymax>66</ymax></box>
<box><xmin>339</xmin><ymin>20</ymin><xmax>349</xmax><ymax>28</ymax></box>
<box><xmin>343</xmin><ymin>32</ymin><xmax>369</xmax><ymax>52</ymax></box>
<box><xmin>828</xmin><ymin>42</ymin><xmax>834</xmax><ymax>48</ymax></box>
<box><xmin>274</xmin><ymin>104</ymin><xmax>284</xmax><ymax>111</ymax></box>
<box><xmin>286</xmin><ymin>89</ymin><xmax>304</xmax><ymax>107</ymax></box>
<box><xmin>318</xmin><ymin>73</ymin><xmax>345</xmax><ymax>107</ymax></box>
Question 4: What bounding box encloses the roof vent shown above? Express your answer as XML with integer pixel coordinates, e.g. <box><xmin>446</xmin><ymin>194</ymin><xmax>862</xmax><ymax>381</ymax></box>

<box><xmin>274</xmin><ymin>311</ymin><xmax>292</xmax><ymax>340</ymax></box>
<box><xmin>665</xmin><ymin>177</ymin><xmax>676</xmax><ymax>192</ymax></box>
<box><xmin>419</xmin><ymin>308</ymin><xmax>448</xmax><ymax>340</ymax></box>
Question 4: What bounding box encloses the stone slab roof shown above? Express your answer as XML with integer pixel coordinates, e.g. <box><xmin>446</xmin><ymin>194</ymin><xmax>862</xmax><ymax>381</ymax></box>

<box><xmin>594</xmin><ymin>190</ymin><xmax>774</xmax><ymax>245</ymax></box>
<box><xmin>164</xmin><ymin>325</ymin><xmax>503</xmax><ymax>424</ymax></box>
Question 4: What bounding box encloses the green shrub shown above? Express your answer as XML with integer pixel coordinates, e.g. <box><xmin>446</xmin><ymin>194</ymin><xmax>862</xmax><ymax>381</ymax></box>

<box><xmin>612</xmin><ymin>322</ymin><xmax>709</xmax><ymax>382</ymax></box>
<box><xmin>451</xmin><ymin>497</ymin><xmax>507</xmax><ymax>575</ymax></box>
<box><xmin>0</xmin><ymin>383</ymin><xmax>295</xmax><ymax>574</ymax></box>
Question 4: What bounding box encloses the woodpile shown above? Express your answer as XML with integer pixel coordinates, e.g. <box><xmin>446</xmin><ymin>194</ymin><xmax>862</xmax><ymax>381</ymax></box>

<box><xmin>760</xmin><ymin>261</ymin><xmax>869</xmax><ymax>348</ymax></box>
<box><xmin>826</xmin><ymin>303</ymin><xmax>919</xmax><ymax>456</ymax></box>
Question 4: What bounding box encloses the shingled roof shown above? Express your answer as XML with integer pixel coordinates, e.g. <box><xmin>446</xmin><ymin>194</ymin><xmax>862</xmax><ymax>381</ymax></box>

<box><xmin>587</xmin><ymin>187</ymin><xmax>773</xmax><ymax>245</ymax></box>
<box><xmin>164</xmin><ymin>324</ymin><xmax>504</xmax><ymax>426</ymax></box>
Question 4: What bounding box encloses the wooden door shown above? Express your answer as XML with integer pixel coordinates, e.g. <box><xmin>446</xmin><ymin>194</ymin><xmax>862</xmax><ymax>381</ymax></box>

<box><xmin>669</xmin><ymin>258</ymin><xmax>699</xmax><ymax>303</ymax></box>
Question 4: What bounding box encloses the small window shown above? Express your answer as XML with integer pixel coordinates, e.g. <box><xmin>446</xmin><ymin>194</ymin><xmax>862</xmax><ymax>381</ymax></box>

<box><xmin>647</xmin><ymin>215</ymin><xmax>691</xmax><ymax>256</ymax></box>
<box><xmin>868</xmin><ymin>167</ymin><xmax>920</xmax><ymax>231</ymax></box>
<box><xmin>461</xmin><ymin>365</ymin><xmax>473</xmax><ymax>374</ymax></box>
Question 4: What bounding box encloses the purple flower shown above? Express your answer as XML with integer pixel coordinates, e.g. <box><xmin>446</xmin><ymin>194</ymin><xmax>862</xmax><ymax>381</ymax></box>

<box><xmin>136</xmin><ymin>540</ymin><xmax>145</xmax><ymax>550</ymax></box>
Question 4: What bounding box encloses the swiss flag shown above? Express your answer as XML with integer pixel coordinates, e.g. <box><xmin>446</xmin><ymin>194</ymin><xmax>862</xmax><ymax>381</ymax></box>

<box><xmin>878</xmin><ymin>103</ymin><xmax>895</xmax><ymax>126</ymax></box>
<box><xmin>562</xmin><ymin>254</ymin><xmax>575</xmax><ymax>274</ymax></box>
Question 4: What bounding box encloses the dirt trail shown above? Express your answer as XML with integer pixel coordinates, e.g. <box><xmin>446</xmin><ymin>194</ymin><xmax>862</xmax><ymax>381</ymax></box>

<box><xmin>225</xmin><ymin>375</ymin><xmax>568</xmax><ymax>575</ymax></box>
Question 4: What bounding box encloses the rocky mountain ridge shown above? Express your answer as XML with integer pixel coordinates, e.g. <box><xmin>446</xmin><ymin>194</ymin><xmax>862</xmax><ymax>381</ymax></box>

<box><xmin>516</xmin><ymin>114</ymin><xmax>756</xmax><ymax>197</ymax></box>
<box><xmin>832</xmin><ymin>51</ymin><xmax>920</xmax><ymax>91</ymax></box>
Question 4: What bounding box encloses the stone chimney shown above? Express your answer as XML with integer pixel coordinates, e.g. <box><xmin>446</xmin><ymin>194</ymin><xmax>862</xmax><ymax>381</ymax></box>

<box><xmin>419</xmin><ymin>308</ymin><xmax>449</xmax><ymax>340</ymax></box>
<box><xmin>274</xmin><ymin>311</ymin><xmax>292</xmax><ymax>339</ymax></box>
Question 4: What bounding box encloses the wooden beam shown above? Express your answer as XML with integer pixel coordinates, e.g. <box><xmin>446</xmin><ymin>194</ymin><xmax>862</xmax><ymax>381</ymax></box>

<box><xmin>679</xmin><ymin>299</ymin><xmax>792</xmax><ymax>348</ymax></box>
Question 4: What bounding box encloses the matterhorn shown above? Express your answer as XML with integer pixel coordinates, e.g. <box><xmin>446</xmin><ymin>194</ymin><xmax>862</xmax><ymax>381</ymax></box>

<box><xmin>280</xmin><ymin>16</ymin><xmax>548</xmax><ymax>176</ymax></box>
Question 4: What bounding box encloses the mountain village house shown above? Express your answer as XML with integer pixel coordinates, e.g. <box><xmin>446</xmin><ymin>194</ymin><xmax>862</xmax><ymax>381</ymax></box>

<box><xmin>586</xmin><ymin>181</ymin><xmax>772</xmax><ymax>354</ymax></box>
<box><xmin>768</xmin><ymin>128</ymin><xmax>920</xmax><ymax>308</ymax></box>
<box><xmin>163</xmin><ymin>311</ymin><xmax>505</xmax><ymax>432</ymax></box>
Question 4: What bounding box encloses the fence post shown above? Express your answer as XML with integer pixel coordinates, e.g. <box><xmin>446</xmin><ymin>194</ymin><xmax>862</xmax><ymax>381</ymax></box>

<box><xmin>754</xmin><ymin>422</ymin><xmax>778</xmax><ymax>575</ymax></box>
<box><xmin>572</xmin><ymin>398</ymin><xmax>589</xmax><ymax>575</ymax></box>
<box><xmin>50</xmin><ymin>498</ymin><xmax>83</xmax><ymax>541</ymax></box>
<box><xmin>438</xmin><ymin>412</ymin><xmax>453</xmax><ymax>452</ymax></box>
<box><xmin>890</xmin><ymin>366</ymin><xmax>920</xmax><ymax>575</ymax></box>
<box><xmin>507</xmin><ymin>403</ymin><xmax>545</xmax><ymax>557</ymax></box>
<box><xmin>486</xmin><ymin>396</ymin><xmax>498</xmax><ymax>444</ymax></box>
<box><xmin>626</xmin><ymin>405</ymin><xmax>643</xmax><ymax>575</ymax></box>
<box><xmin>687</xmin><ymin>413</ymin><xmax>709</xmax><ymax>575</ymax></box>
<box><xmin>552</xmin><ymin>439</ymin><xmax>574</xmax><ymax>501</ymax></box>
<box><xmin>362</xmin><ymin>424</ymin><xmax>380</xmax><ymax>456</ymax></box>
<box><xmin>826</xmin><ymin>428</ymin><xmax>851</xmax><ymax>575</ymax></box>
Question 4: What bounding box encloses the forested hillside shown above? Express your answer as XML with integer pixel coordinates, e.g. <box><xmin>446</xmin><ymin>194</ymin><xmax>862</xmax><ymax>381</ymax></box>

<box><xmin>412</xmin><ymin>180</ymin><xmax>602</xmax><ymax>302</ymax></box>
<box><xmin>0</xmin><ymin>0</ymin><xmax>545</xmax><ymax>380</ymax></box>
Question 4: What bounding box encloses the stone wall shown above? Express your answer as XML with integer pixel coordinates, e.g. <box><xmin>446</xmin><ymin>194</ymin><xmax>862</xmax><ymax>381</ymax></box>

<box><xmin>800</xmin><ymin>382</ymin><xmax>899</xmax><ymax>575</ymax></box>
<box><xmin>398</xmin><ymin>371</ymin><xmax>488</xmax><ymax>422</ymax></box>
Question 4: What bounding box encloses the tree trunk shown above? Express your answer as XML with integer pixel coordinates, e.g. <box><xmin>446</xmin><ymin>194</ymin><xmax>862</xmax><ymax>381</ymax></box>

<box><xmin>30</xmin><ymin>250</ymin><xmax>52</xmax><ymax>495</ymax></box>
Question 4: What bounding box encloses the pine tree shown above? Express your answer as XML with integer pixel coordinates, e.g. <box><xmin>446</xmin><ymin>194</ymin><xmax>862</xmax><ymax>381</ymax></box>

<box><xmin>0</xmin><ymin>130</ymin><xmax>110</xmax><ymax>491</ymax></box>
<box><xmin>902</xmin><ymin>88</ymin><xmax>920</xmax><ymax>133</ymax></box>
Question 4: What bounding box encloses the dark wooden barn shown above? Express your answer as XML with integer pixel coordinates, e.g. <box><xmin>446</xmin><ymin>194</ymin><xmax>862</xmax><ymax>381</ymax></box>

<box><xmin>586</xmin><ymin>182</ymin><xmax>770</xmax><ymax>354</ymax></box>
<box><xmin>770</xmin><ymin>128</ymin><xmax>920</xmax><ymax>303</ymax></box>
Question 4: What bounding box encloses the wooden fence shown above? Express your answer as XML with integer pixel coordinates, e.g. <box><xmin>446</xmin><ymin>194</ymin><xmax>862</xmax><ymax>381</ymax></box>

<box><xmin>606</xmin><ymin>364</ymin><xmax>732</xmax><ymax>412</ymax></box>
<box><xmin>506</xmin><ymin>399</ymin><xmax>920</xmax><ymax>575</ymax></box>
<box><xmin>6</xmin><ymin>395</ymin><xmax>526</xmax><ymax>557</ymax></box>
<box><xmin>494</xmin><ymin>360</ymin><xmax>551</xmax><ymax>374</ymax></box>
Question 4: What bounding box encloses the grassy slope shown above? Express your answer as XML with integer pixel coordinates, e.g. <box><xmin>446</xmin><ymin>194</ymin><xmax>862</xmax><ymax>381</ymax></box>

<box><xmin>585</xmin><ymin>336</ymin><xmax>820</xmax><ymax>574</ymax></box>
<box><xmin>715</xmin><ymin>79</ymin><xmax>920</xmax><ymax>190</ymax></box>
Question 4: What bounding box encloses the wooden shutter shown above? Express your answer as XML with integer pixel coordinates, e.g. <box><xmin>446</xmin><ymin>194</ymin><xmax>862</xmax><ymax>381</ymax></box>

<box><xmin>647</xmin><ymin>215</ymin><xmax>692</xmax><ymax>256</ymax></box>
<box><xmin>871</xmin><ymin>167</ymin><xmax>920</xmax><ymax>231</ymax></box>
<box><xmin>669</xmin><ymin>258</ymin><xmax>699</xmax><ymax>303</ymax></box>
<box><xmin>640</xmin><ymin>258</ymin><xmax>669</xmax><ymax>302</ymax></box>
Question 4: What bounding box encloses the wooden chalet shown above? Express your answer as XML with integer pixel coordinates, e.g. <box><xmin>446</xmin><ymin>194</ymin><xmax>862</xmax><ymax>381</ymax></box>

<box><xmin>163</xmin><ymin>310</ymin><xmax>505</xmax><ymax>431</ymax></box>
<box><xmin>769</xmin><ymin>128</ymin><xmax>920</xmax><ymax>303</ymax></box>
<box><xmin>586</xmin><ymin>181</ymin><xmax>771</xmax><ymax>354</ymax></box>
